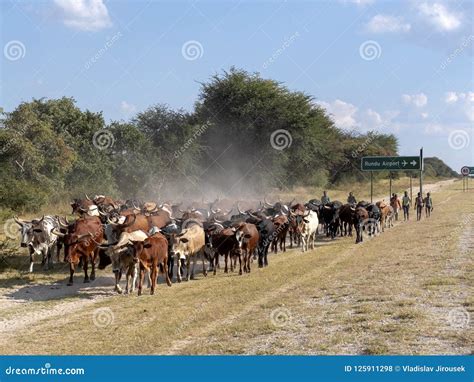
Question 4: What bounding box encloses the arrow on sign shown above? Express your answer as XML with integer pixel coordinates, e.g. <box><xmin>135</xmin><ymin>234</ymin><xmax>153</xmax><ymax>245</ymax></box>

<box><xmin>402</xmin><ymin>160</ymin><xmax>408</xmax><ymax>167</ymax></box>
<box><xmin>410</xmin><ymin>160</ymin><xmax>417</xmax><ymax>166</ymax></box>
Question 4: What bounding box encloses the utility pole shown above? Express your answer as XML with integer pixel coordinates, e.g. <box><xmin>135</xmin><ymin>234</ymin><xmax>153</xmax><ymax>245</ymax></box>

<box><xmin>419</xmin><ymin>147</ymin><xmax>423</xmax><ymax>195</ymax></box>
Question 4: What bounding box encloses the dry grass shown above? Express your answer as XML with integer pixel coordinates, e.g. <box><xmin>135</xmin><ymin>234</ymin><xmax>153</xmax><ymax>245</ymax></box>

<box><xmin>0</xmin><ymin>179</ymin><xmax>471</xmax><ymax>355</ymax></box>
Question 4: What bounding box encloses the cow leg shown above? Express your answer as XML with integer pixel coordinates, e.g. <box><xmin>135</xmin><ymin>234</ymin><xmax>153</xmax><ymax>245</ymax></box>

<box><xmin>90</xmin><ymin>250</ymin><xmax>97</xmax><ymax>281</ymax></box>
<box><xmin>167</xmin><ymin>255</ymin><xmax>174</xmax><ymax>281</ymax></box>
<box><xmin>150</xmin><ymin>264</ymin><xmax>157</xmax><ymax>295</ymax></box>
<box><xmin>83</xmin><ymin>256</ymin><xmax>90</xmax><ymax>283</ymax></box>
<box><xmin>246</xmin><ymin>251</ymin><xmax>251</xmax><ymax>273</ymax></box>
<box><xmin>28</xmin><ymin>248</ymin><xmax>34</xmax><ymax>273</ymax></box>
<box><xmin>186</xmin><ymin>256</ymin><xmax>191</xmax><ymax>281</ymax></box>
<box><xmin>138</xmin><ymin>266</ymin><xmax>145</xmax><ymax>296</ymax></box>
<box><xmin>289</xmin><ymin>230</ymin><xmax>293</xmax><ymax>248</ymax></box>
<box><xmin>176</xmin><ymin>254</ymin><xmax>182</xmax><ymax>283</ymax></box>
<box><xmin>224</xmin><ymin>252</ymin><xmax>229</xmax><ymax>273</ymax></box>
<box><xmin>163</xmin><ymin>260</ymin><xmax>172</xmax><ymax>287</ymax></box>
<box><xmin>238</xmin><ymin>252</ymin><xmax>242</xmax><ymax>275</ymax></box>
<box><xmin>68</xmin><ymin>262</ymin><xmax>75</xmax><ymax>285</ymax></box>
<box><xmin>114</xmin><ymin>270</ymin><xmax>123</xmax><ymax>294</ymax></box>
<box><xmin>190</xmin><ymin>255</ymin><xmax>197</xmax><ymax>280</ymax></box>
<box><xmin>201</xmin><ymin>251</ymin><xmax>207</xmax><ymax>277</ymax></box>
<box><xmin>124</xmin><ymin>267</ymin><xmax>132</xmax><ymax>294</ymax></box>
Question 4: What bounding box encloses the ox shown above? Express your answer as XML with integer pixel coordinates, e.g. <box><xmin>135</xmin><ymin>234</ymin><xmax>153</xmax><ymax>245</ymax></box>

<box><xmin>294</xmin><ymin>210</ymin><xmax>319</xmax><ymax>252</ymax></box>
<box><xmin>133</xmin><ymin>232</ymin><xmax>172</xmax><ymax>295</ymax></box>
<box><xmin>233</xmin><ymin>222</ymin><xmax>259</xmax><ymax>274</ymax></box>
<box><xmin>169</xmin><ymin>223</ymin><xmax>206</xmax><ymax>282</ymax></box>
<box><xmin>54</xmin><ymin>216</ymin><xmax>103</xmax><ymax>285</ymax></box>
<box><xmin>14</xmin><ymin>215</ymin><xmax>59</xmax><ymax>272</ymax></box>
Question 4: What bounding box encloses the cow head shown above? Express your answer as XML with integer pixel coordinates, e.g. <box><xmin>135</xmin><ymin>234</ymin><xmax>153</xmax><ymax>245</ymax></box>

<box><xmin>100</xmin><ymin>230</ymin><xmax>148</xmax><ymax>272</ymax></box>
<box><xmin>169</xmin><ymin>230</ymin><xmax>190</xmax><ymax>260</ymax></box>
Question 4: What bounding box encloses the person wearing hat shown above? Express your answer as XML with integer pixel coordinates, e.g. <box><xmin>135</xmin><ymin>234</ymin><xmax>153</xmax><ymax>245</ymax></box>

<box><xmin>424</xmin><ymin>192</ymin><xmax>433</xmax><ymax>218</ymax></box>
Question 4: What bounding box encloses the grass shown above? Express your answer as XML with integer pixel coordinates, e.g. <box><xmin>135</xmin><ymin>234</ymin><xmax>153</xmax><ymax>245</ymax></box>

<box><xmin>0</xmin><ymin>179</ymin><xmax>472</xmax><ymax>355</ymax></box>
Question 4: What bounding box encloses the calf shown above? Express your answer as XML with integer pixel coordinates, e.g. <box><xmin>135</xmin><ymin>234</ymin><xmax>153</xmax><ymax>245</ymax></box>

<box><xmin>353</xmin><ymin>207</ymin><xmax>369</xmax><ymax>244</ymax></box>
<box><xmin>234</xmin><ymin>222</ymin><xmax>259</xmax><ymax>274</ymax></box>
<box><xmin>132</xmin><ymin>232</ymin><xmax>171</xmax><ymax>296</ymax></box>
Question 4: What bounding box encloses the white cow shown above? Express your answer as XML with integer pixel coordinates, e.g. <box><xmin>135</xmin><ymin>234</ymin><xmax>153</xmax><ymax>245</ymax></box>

<box><xmin>298</xmin><ymin>210</ymin><xmax>319</xmax><ymax>252</ymax></box>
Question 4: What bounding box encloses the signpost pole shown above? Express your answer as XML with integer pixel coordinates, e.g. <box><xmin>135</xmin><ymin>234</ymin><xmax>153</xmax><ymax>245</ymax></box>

<box><xmin>419</xmin><ymin>147</ymin><xmax>423</xmax><ymax>195</ymax></box>
<box><xmin>370</xmin><ymin>171</ymin><xmax>373</xmax><ymax>203</ymax></box>
<box><xmin>389</xmin><ymin>173</ymin><xmax>392</xmax><ymax>201</ymax></box>
<box><xmin>410</xmin><ymin>174</ymin><xmax>412</xmax><ymax>202</ymax></box>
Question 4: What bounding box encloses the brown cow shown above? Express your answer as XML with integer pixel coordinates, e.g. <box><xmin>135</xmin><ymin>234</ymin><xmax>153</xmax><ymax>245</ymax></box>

<box><xmin>133</xmin><ymin>232</ymin><xmax>172</xmax><ymax>295</ymax></box>
<box><xmin>205</xmin><ymin>223</ymin><xmax>238</xmax><ymax>274</ymax></box>
<box><xmin>234</xmin><ymin>222</ymin><xmax>259</xmax><ymax>274</ymax></box>
<box><xmin>271</xmin><ymin>214</ymin><xmax>289</xmax><ymax>254</ymax></box>
<box><xmin>376</xmin><ymin>201</ymin><xmax>392</xmax><ymax>232</ymax></box>
<box><xmin>54</xmin><ymin>216</ymin><xmax>104</xmax><ymax>285</ymax></box>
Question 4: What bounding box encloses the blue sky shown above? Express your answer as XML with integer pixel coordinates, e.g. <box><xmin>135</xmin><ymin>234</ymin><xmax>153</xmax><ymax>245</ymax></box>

<box><xmin>1</xmin><ymin>0</ymin><xmax>473</xmax><ymax>171</ymax></box>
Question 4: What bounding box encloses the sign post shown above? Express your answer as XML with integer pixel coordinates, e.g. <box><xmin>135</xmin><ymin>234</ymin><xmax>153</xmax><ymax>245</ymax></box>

<box><xmin>361</xmin><ymin>155</ymin><xmax>422</xmax><ymax>202</ymax></box>
<box><xmin>460</xmin><ymin>166</ymin><xmax>474</xmax><ymax>192</ymax></box>
<box><xmin>419</xmin><ymin>147</ymin><xmax>423</xmax><ymax>195</ymax></box>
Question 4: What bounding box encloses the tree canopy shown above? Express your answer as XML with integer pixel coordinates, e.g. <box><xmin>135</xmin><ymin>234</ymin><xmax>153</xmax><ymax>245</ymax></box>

<box><xmin>1</xmin><ymin>68</ymin><xmax>450</xmax><ymax>212</ymax></box>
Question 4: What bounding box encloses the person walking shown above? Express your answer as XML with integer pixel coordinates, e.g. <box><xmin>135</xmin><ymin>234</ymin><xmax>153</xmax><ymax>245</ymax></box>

<box><xmin>414</xmin><ymin>192</ymin><xmax>424</xmax><ymax>221</ymax></box>
<box><xmin>424</xmin><ymin>192</ymin><xmax>433</xmax><ymax>218</ymax></box>
<box><xmin>347</xmin><ymin>192</ymin><xmax>357</xmax><ymax>206</ymax></box>
<box><xmin>390</xmin><ymin>193</ymin><xmax>402</xmax><ymax>221</ymax></box>
<box><xmin>321</xmin><ymin>191</ymin><xmax>330</xmax><ymax>205</ymax></box>
<box><xmin>402</xmin><ymin>191</ymin><xmax>411</xmax><ymax>221</ymax></box>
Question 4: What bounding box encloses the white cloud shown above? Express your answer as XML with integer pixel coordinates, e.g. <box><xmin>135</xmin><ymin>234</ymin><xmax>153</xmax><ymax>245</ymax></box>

<box><xmin>340</xmin><ymin>0</ymin><xmax>375</xmax><ymax>5</ymax></box>
<box><xmin>54</xmin><ymin>0</ymin><xmax>112</xmax><ymax>31</ymax></box>
<box><xmin>365</xmin><ymin>14</ymin><xmax>411</xmax><ymax>33</ymax></box>
<box><xmin>402</xmin><ymin>93</ymin><xmax>428</xmax><ymax>108</ymax></box>
<box><xmin>443</xmin><ymin>91</ymin><xmax>474</xmax><ymax>121</ymax></box>
<box><xmin>417</xmin><ymin>2</ymin><xmax>462</xmax><ymax>32</ymax></box>
<box><xmin>319</xmin><ymin>100</ymin><xmax>398</xmax><ymax>132</ymax></box>
<box><xmin>319</xmin><ymin>99</ymin><xmax>359</xmax><ymax>129</ymax></box>
<box><xmin>120</xmin><ymin>101</ymin><xmax>136</xmax><ymax>115</ymax></box>
<box><xmin>421</xmin><ymin>112</ymin><xmax>429</xmax><ymax>119</ymax></box>
<box><xmin>444</xmin><ymin>91</ymin><xmax>459</xmax><ymax>104</ymax></box>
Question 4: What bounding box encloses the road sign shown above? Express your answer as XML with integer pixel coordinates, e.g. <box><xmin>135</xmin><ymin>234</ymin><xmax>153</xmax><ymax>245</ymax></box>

<box><xmin>361</xmin><ymin>156</ymin><xmax>421</xmax><ymax>171</ymax></box>
<box><xmin>461</xmin><ymin>166</ymin><xmax>474</xmax><ymax>176</ymax></box>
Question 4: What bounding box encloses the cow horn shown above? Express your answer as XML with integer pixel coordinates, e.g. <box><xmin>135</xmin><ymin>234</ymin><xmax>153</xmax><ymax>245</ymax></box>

<box><xmin>88</xmin><ymin>232</ymin><xmax>103</xmax><ymax>246</ymax></box>
<box><xmin>212</xmin><ymin>216</ymin><xmax>224</xmax><ymax>223</ymax></box>
<box><xmin>98</xmin><ymin>210</ymin><xmax>108</xmax><ymax>217</ymax></box>
<box><xmin>237</xmin><ymin>203</ymin><xmax>244</xmax><ymax>215</ymax></box>
<box><xmin>107</xmin><ymin>216</ymin><xmax>120</xmax><ymax>226</ymax></box>
<box><xmin>57</xmin><ymin>217</ymin><xmax>68</xmax><ymax>228</ymax></box>
<box><xmin>120</xmin><ymin>214</ymin><xmax>137</xmax><ymax>228</ymax></box>
<box><xmin>85</xmin><ymin>193</ymin><xmax>91</xmax><ymax>200</ymax></box>
<box><xmin>51</xmin><ymin>229</ymin><xmax>66</xmax><ymax>237</ymax></box>
<box><xmin>211</xmin><ymin>208</ymin><xmax>218</xmax><ymax>214</ymax></box>
<box><xmin>14</xmin><ymin>216</ymin><xmax>28</xmax><ymax>226</ymax></box>
<box><xmin>178</xmin><ymin>208</ymin><xmax>185</xmax><ymax>213</ymax></box>
<box><xmin>263</xmin><ymin>197</ymin><xmax>272</xmax><ymax>207</ymax></box>
<box><xmin>350</xmin><ymin>207</ymin><xmax>356</xmax><ymax>211</ymax></box>
<box><xmin>36</xmin><ymin>215</ymin><xmax>45</xmax><ymax>224</ymax></box>
<box><xmin>132</xmin><ymin>201</ymin><xmax>140</xmax><ymax>210</ymax></box>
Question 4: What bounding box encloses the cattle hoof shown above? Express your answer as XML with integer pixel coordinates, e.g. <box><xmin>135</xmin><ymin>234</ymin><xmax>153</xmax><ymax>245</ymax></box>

<box><xmin>90</xmin><ymin>275</ymin><xmax>96</xmax><ymax>281</ymax></box>
<box><xmin>203</xmin><ymin>272</ymin><xmax>207</xmax><ymax>277</ymax></box>
<box><xmin>239</xmin><ymin>270</ymin><xmax>242</xmax><ymax>275</ymax></box>
<box><xmin>177</xmin><ymin>279</ymin><xmax>182</xmax><ymax>283</ymax></box>
<box><xmin>83</xmin><ymin>279</ymin><xmax>90</xmax><ymax>283</ymax></box>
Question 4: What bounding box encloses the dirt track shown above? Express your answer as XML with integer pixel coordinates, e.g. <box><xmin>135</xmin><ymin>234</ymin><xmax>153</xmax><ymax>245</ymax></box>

<box><xmin>0</xmin><ymin>178</ymin><xmax>471</xmax><ymax>354</ymax></box>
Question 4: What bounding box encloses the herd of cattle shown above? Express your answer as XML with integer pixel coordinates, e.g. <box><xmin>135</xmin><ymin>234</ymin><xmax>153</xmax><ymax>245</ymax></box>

<box><xmin>11</xmin><ymin>194</ymin><xmax>396</xmax><ymax>295</ymax></box>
